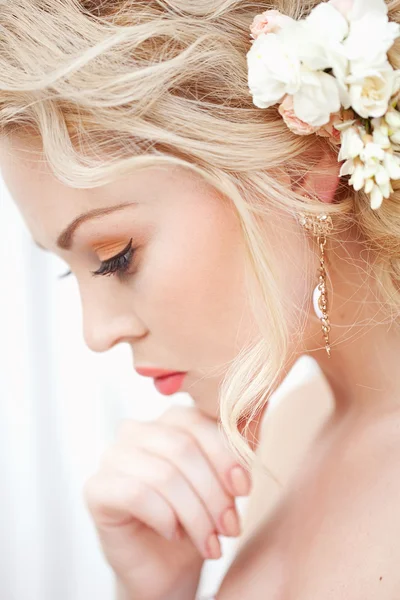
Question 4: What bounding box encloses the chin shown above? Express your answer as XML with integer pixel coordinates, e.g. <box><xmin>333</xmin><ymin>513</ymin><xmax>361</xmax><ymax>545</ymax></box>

<box><xmin>186</xmin><ymin>391</ymin><xmax>220</xmax><ymax>421</ymax></box>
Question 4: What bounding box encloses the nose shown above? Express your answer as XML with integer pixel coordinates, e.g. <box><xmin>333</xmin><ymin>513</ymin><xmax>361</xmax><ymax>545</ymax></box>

<box><xmin>81</xmin><ymin>288</ymin><xmax>147</xmax><ymax>353</ymax></box>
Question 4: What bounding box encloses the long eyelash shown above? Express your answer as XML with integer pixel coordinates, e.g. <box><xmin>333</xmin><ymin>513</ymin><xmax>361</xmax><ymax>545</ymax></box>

<box><xmin>58</xmin><ymin>270</ymin><xmax>72</xmax><ymax>279</ymax></box>
<box><xmin>91</xmin><ymin>238</ymin><xmax>135</xmax><ymax>278</ymax></box>
<box><xmin>56</xmin><ymin>239</ymin><xmax>135</xmax><ymax>281</ymax></box>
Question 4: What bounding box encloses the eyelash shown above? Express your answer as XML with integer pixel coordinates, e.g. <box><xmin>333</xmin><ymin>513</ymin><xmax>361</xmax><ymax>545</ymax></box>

<box><xmin>58</xmin><ymin>238</ymin><xmax>135</xmax><ymax>280</ymax></box>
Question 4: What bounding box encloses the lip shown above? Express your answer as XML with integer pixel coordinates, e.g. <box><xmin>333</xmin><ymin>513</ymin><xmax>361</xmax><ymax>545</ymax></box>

<box><xmin>153</xmin><ymin>372</ymin><xmax>187</xmax><ymax>396</ymax></box>
<box><xmin>135</xmin><ymin>366</ymin><xmax>186</xmax><ymax>378</ymax></box>
<box><xmin>134</xmin><ymin>367</ymin><xmax>188</xmax><ymax>396</ymax></box>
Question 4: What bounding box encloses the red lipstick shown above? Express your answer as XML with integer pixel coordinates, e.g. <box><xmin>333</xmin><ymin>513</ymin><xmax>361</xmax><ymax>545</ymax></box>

<box><xmin>135</xmin><ymin>367</ymin><xmax>187</xmax><ymax>396</ymax></box>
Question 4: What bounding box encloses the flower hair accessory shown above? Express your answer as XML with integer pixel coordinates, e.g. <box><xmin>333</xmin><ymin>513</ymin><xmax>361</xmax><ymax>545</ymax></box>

<box><xmin>246</xmin><ymin>0</ymin><xmax>400</xmax><ymax>210</ymax></box>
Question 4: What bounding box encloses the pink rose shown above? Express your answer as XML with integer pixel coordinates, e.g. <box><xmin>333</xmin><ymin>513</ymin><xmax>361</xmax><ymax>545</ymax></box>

<box><xmin>250</xmin><ymin>10</ymin><xmax>293</xmax><ymax>39</ymax></box>
<box><xmin>316</xmin><ymin>109</ymin><xmax>355</xmax><ymax>145</ymax></box>
<box><xmin>278</xmin><ymin>95</ymin><xmax>320</xmax><ymax>136</ymax></box>
<box><xmin>316</xmin><ymin>114</ymin><xmax>342</xmax><ymax>145</ymax></box>
<box><xmin>328</xmin><ymin>0</ymin><xmax>354</xmax><ymax>19</ymax></box>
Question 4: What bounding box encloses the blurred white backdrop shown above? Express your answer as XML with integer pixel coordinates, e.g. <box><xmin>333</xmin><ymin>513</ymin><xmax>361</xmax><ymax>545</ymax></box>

<box><xmin>0</xmin><ymin>177</ymin><xmax>318</xmax><ymax>600</ymax></box>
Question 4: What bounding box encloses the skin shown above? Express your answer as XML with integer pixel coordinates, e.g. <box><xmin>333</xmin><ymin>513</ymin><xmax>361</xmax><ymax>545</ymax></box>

<box><xmin>3</xmin><ymin>133</ymin><xmax>400</xmax><ymax>599</ymax></box>
<box><xmin>0</xmin><ymin>134</ymin><xmax>308</xmax><ymax>419</ymax></box>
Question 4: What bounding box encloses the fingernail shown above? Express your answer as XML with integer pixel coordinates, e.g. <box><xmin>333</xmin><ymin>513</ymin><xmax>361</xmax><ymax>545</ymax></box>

<box><xmin>229</xmin><ymin>466</ymin><xmax>252</xmax><ymax>496</ymax></box>
<box><xmin>205</xmin><ymin>532</ymin><xmax>221</xmax><ymax>560</ymax></box>
<box><xmin>220</xmin><ymin>507</ymin><xmax>241</xmax><ymax>537</ymax></box>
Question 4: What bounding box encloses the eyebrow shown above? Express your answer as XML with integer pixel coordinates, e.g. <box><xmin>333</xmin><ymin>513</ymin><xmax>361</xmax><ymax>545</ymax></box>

<box><xmin>34</xmin><ymin>202</ymin><xmax>137</xmax><ymax>251</ymax></box>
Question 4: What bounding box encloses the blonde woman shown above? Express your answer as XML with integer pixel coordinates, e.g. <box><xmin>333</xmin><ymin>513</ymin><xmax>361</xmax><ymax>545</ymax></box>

<box><xmin>2</xmin><ymin>0</ymin><xmax>400</xmax><ymax>598</ymax></box>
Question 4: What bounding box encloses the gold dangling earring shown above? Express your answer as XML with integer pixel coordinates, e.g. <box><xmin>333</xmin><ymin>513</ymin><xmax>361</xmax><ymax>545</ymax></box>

<box><xmin>299</xmin><ymin>210</ymin><xmax>333</xmax><ymax>358</ymax></box>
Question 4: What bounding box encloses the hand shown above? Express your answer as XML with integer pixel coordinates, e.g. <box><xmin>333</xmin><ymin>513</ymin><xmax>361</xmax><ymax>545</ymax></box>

<box><xmin>83</xmin><ymin>405</ymin><xmax>252</xmax><ymax>600</ymax></box>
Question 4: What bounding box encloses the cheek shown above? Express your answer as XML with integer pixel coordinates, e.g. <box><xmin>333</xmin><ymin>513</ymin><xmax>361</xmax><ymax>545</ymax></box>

<box><xmin>137</xmin><ymin>211</ymin><xmax>255</xmax><ymax>359</ymax></box>
<box><xmin>275</xmin><ymin>231</ymin><xmax>312</xmax><ymax>334</ymax></box>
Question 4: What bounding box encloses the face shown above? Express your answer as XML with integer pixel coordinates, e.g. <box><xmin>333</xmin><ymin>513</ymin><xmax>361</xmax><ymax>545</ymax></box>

<box><xmin>0</xmin><ymin>135</ymin><xmax>266</xmax><ymax>418</ymax></box>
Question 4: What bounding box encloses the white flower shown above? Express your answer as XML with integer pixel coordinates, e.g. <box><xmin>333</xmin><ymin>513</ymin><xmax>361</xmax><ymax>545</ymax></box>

<box><xmin>290</xmin><ymin>4</ymin><xmax>350</xmax><ymax>107</ymax></box>
<box><xmin>347</xmin><ymin>66</ymin><xmax>395</xmax><ymax>118</ymax></box>
<box><xmin>343</xmin><ymin>1</ymin><xmax>400</xmax><ymax>72</ymax></box>
<box><xmin>375</xmin><ymin>164</ymin><xmax>391</xmax><ymax>186</ymax></box>
<box><xmin>383</xmin><ymin>152</ymin><xmax>400</xmax><ymax>179</ymax></box>
<box><xmin>350</xmin><ymin>0</ymin><xmax>388</xmax><ymax>20</ymax></box>
<box><xmin>340</xmin><ymin>158</ymin><xmax>356</xmax><ymax>177</ymax></box>
<box><xmin>250</xmin><ymin>10</ymin><xmax>294</xmax><ymax>39</ymax></box>
<box><xmin>298</xmin><ymin>3</ymin><xmax>349</xmax><ymax>70</ymax></box>
<box><xmin>247</xmin><ymin>32</ymin><xmax>301</xmax><ymax>108</ymax></box>
<box><xmin>383</xmin><ymin>106</ymin><xmax>400</xmax><ymax>145</ymax></box>
<box><xmin>372</xmin><ymin>118</ymin><xmax>391</xmax><ymax>148</ymax></box>
<box><xmin>390</xmin><ymin>130</ymin><xmax>400</xmax><ymax>145</ymax></box>
<box><xmin>337</xmin><ymin>122</ymin><xmax>398</xmax><ymax>209</ymax></box>
<box><xmin>370</xmin><ymin>184</ymin><xmax>384</xmax><ymax>209</ymax></box>
<box><xmin>293</xmin><ymin>70</ymin><xmax>341</xmax><ymax>126</ymax></box>
<box><xmin>391</xmin><ymin>70</ymin><xmax>400</xmax><ymax>100</ymax></box>
<box><xmin>364</xmin><ymin>177</ymin><xmax>375</xmax><ymax>194</ymax></box>
<box><xmin>278</xmin><ymin>94</ymin><xmax>320</xmax><ymax>135</ymax></box>
<box><xmin>385</xmin><ymin>106</ymin><xmax>400</xmax><ymax>129</ymax></box>
<box><xmin>338</xmin><ymin>125</ymin><xmax>364</xmax><ymax>160</ymax></box>
<box><xmin>359</xmin><ymin>141</ymin><xmax>386</xmax><ymax>163</ymax></box>
<box><xmin>350</xmin><ymin>162</ymin><xmax>368</xmax><ymax>190</ymax></box>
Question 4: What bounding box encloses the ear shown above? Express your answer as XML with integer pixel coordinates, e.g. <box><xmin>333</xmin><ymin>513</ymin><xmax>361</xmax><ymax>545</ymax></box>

<box><xmin>302</xmin><ymin>144</ymin><xmax>341</xmax><ymax>204</ymax></box>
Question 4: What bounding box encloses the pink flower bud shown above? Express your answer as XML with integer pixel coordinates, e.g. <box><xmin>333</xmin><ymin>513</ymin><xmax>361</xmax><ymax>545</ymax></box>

<box><xmin>328</xmin><ymin>0</ymin><xmax>354</xmax><ymax>19</ymax></box>
<box><xmin>250</xmin><ymin>10</ymin><xmax>292</xmax><ymax>39</ymax></box>
<box><xmin>278</xmin><ymin>95</ymin><xmax>320</xmax><ymax>136</ymax></box>
<box><xmin>316</xmin><ymin>112</ymin><xmax>343</xmax><ymax>145</ymax></box>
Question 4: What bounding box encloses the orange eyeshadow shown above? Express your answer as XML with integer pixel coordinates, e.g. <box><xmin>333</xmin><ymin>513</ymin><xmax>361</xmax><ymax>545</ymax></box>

<box><xmin>93</xmin><ymin>239</ymin><xmax>131</xmax><ymax>261</ymax></box>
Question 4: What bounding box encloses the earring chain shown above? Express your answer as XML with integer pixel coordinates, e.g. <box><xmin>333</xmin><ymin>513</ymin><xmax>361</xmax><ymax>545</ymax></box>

<box><xmin>299</xmin><ymin>211</ymin><xmax>333</xmax><ymax>358</ymax></box>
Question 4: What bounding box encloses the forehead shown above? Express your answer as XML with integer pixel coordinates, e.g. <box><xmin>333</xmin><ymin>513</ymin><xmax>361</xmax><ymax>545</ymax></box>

<box><xmin>0</xmin><ymin>134</ymin><xmax>174</xmax><ymax>250</ymax></box>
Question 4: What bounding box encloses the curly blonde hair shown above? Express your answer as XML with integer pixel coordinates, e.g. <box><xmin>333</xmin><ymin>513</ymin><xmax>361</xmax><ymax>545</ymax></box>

<box><xmin>2</xmin><ymin>0</ymin><xmax>400</xmax><ymax>465</ymax></box>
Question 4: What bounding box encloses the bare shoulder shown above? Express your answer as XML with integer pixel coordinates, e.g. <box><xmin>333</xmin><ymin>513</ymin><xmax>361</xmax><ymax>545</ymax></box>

<box><xmin>286</xmin><ymin>406</ymin><xmax>400</xmax><ymax>599</ymax></box>
<box><xmin>218</xmin><ymin>405</ymin><xmax>400</xmax><ymax>600</ymax></box>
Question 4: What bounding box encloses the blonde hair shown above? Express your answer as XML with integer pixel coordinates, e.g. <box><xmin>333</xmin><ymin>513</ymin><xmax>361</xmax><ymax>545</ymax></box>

<box><xmin>1</xmin><ymin>0</ymin><xmax>400</xmax><ymax>466</ymax></box>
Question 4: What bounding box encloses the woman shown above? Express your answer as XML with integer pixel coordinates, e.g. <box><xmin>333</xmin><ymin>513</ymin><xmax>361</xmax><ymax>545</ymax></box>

<box><xmin>1</xmin><ymin>0</ymin><xmax>400</xmax><ymax>597</ymax></box>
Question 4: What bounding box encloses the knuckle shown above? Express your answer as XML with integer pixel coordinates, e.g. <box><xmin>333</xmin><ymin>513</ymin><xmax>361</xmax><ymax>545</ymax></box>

<box><xmin>192</xmin><ymin>505</ymin><xmax>213</xmax><ymax>533</ymax></box>
<box><xmin>157</xmin><ymin>461</ymin><xmax>180</xmax><ymax>487</ymax></box>
<box><xmin>171</xmin><ymin>432</ymin><xmax>197</xmax><ymax>458</ymax></box>
<box><xmin>124</xmin><ymin>479</ymin><xmax>148</xmax><ymax>506</ymax></box>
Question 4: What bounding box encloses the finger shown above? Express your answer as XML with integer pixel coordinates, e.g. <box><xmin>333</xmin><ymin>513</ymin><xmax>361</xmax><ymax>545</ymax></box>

<box><xmin>83</xmin><ymin>472</ymin><xmax>178</xmax><ymax>542</ymax></box>
<box><xmin>158</xmin><ymin>406</ymin><xmax>252</xmax><ymax>498</ymax></box>
<box><xmin>133</xmin><ymin>426</ymin><xmax>241</xmax><ymax>538</ymax></box>
<box><xmin>107</xmin><ymin>446</ymin><xmax>222</xmax><ymax>560</ymax></box>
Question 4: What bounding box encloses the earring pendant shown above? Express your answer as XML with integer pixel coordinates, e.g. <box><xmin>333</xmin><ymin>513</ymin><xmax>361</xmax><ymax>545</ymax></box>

<box><xmin>299</xmin><ymin>212</ymin><xmax>333</xmax><ymax>358</ymax></box>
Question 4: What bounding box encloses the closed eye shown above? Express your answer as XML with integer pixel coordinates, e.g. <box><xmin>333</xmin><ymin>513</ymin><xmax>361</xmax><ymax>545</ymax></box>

<box><xmin>57</xmin><ymin>238</ymin><xmax>135</xmax><ymax>280</ymax></box>
<box><xmin>91</xmin><ymin>238</ymin><xmax>135</xmax><ymax>278</ymax></box>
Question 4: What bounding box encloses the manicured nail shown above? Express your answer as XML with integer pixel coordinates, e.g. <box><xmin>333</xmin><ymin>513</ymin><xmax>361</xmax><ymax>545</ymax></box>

<box><xmin>205</xmin><ymin>532</ymin><xmax>221</xmax><ymax>560</ymax></box>
<box><xmin>220</xmin><ymin>507</ymin><xmax>241</xmax><ymax>537</ymax></box>
<box><xmin>229</xmin><ymin>465</ymin><xmax>252</xmax><ymax>496</ymax></box>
